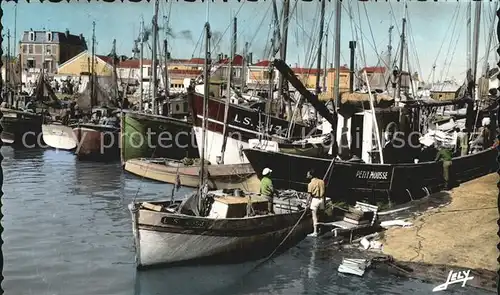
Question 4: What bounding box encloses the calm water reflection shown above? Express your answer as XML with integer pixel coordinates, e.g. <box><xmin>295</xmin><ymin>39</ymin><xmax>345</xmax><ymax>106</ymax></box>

<box><xmin>1</xmin><ymin>147</ymin><xmax>492</xmax><ymax>295</ymax></box>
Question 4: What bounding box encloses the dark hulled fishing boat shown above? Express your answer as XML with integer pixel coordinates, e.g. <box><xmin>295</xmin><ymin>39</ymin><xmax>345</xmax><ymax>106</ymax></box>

<box><xmin>243</xmin><ymin>58</ymin><xmax>498</xmax><ymax>205</ymax></box>
<box><xmin>1</xmin><ymin>68</ymin><xmax>61</xmax><ymax>148</ymax></box>
<box><xmin>0</xmin><ymin>107</ymin><xmax>43</xmax><ymax>147</ymax></box>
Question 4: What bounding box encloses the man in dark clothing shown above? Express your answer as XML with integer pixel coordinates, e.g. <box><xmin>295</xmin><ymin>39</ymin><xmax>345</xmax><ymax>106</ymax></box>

<box><xmin>435</xmin><ymin>142</ymin><xmax>453</xmax><ymax>189</ymax></box>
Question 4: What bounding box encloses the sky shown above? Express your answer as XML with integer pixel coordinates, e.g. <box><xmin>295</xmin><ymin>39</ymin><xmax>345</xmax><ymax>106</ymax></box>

<box><xmin>2</xmin><ymin>1</ymin><xmax>500</xmax><ymax>84</ymax></box>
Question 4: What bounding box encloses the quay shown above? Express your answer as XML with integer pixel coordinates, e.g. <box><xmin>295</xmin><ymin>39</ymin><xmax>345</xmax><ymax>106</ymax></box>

<box><xmin>337</xmin><ymin>172</ymin><xmax>499</xmax><ymax>292</ymax></box>
<box><xmin>381</xmin><ymin>173</ymin><xmax>498</xmax><ymax>272</ymax></box>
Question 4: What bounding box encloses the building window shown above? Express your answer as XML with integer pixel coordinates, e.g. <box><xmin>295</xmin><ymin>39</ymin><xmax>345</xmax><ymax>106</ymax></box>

<box><xmin>28</xmin><ymin>45</ymin><xmax>33</xmax><ymax>54</ymax></box>
<box><xmin>46</xmin><ymin>32</ymin><xmax>52</xmax><ymax>42</ymax></box>
<box><xmin>27</xmin><ymin>60</ymin><xmax>35</xmax><ymax>68</ymax></box>
<box><xmin>22</xmin><ymin>45</ymin><xmax>27</xmax><ymax>54</ymax></box>
<box><xmin>29</xmin><ymin>32</ymin><xmax>35</xmax><ymax>41</ymax></box>
<box><xmin>147</xmin><ymin>67</ymin><xmax>152</xmax><ymax>76</ymax></box>
<box><xmin>46</xmin><ymin>45</ymin><xmax>52</xmax><ymax>55</ymax></box>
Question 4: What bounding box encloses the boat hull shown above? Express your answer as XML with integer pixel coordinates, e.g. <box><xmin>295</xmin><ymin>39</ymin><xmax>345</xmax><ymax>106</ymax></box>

<box><xmin>42</xmin><ymin>123</ymin><xmax>77</xmax><ymax>150</ymax></box>
<box><xmin>72</xmin><ymin>124</ymin><xmax>120</xmax><ymax>161</ymax></box>
<box><xmin>124</xmin><ymin>158</ymin><xmax>260</xmax><ymax>192</ymax></box>
<box><xmin>242</xmin><ymin>147</ymin><xmax>497</xmax><ymax>204</ymax></box>
<box><xmin>0</xmin><ymin>109</ymin><xmax>43</xmax><ymax>147</ymax></box>
<box><xmin>129</xmin><ymin>206</ymin><xmax>312</xmax><ymax>268</ymax></box>
<box><xmin>120</xmin><ymin>111</ymin><xmax>199</xmax><ymax>165</ymax></box>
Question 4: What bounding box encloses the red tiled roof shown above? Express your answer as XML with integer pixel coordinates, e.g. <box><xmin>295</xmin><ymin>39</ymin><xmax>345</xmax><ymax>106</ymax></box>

<box><xmin>96</xmin><ymin>55</ymin><xmax>114</xmax><ymax>65</ymax></box>
<box><xmin>219</xmin><ymin>54</ymin><xmax>244</xmax><ymax>66</ymax></box>
<box><xmin>252</xmin><ymin>60</ymin><xmax>271</xmax><ymax>67</ymax></box>
<box><xmin>186</xmin><ymin>57</ymin><xmax>205</xmax><ymax>65</ymax></box>
<box><xmin>118</xmin><ymin>59</ymin><xmax>152</xmax><ymax>68</ymax></box>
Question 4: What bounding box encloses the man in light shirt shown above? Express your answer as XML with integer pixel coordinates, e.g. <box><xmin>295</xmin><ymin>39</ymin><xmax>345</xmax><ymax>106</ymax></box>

<box><xmin>306</xmin><ymin>169</ymin><xmax>325</xmax><ymax>237</ymax></box>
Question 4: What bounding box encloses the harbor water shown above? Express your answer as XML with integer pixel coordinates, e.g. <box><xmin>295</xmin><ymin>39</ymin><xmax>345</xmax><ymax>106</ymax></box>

<box><xmin>1</xmin><ymin>147</ymin><xmax>492</xmax><ymax>295</ymax></box>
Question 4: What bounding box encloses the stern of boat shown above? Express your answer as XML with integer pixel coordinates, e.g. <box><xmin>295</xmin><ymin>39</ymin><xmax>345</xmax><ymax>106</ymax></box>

<box><xmin>128</xmin><ymin>202</ymin><xmax>142</xmax><ymax>268</ymax></box>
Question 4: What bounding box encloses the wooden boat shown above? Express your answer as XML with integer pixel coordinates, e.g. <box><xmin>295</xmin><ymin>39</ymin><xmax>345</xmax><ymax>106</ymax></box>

<box><xmin>123</xmin><ymin>158</ymin><xmax>260</xmax><ymax>191</ymax></box>
<box><xmin>0</xmin><ymin>108</ymin><xmax>44</xmax><ymax>147</ymax></box>
<box><xmin>243</xmin><ymin>146</ymin><xmax>496</xmax><ymax>204</ymax></box>
<box><xmin>128</xmin><ymin>189</ymin><xmax>312</xmax><ymax>269</ymax></box>
<box><xmin>120</xmin><ymin>110</ymin><xmax>199</xmax><ymax>165</ymax></box>
<box><xmin>42</xmin><ymin>122</ymin><xmax>78</xmax><ymax>150</ymax></box>
<box><xmin>72</xmin><ymin>107</ymin><xmax>121</xmax><ymax>160</ymax></box>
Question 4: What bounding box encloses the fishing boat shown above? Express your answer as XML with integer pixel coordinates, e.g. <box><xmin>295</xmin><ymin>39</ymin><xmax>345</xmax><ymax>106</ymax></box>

<box><xmin>42</xmin><ymin>121</ymin><xmax>78</xmax><ymax>150</ymax></box>
<box><xmin>72</xmin><ymin>107</ymin><xmax>121</xmax><ymax>160</ymax></box>
<box><xmin>72</xmin><ymin>31</ymin><xmax>123</xmax><ymax>161</ymax></box>
<box><xmin>123</xmin><ymin>157</ymin><xmax>260</xmax><ymax>190</ymax></box>
<box><xmin>244</xmin><ymin>54</ymin><xmax>498</xmax><ymax>204</ymax></box>
<box><xmin>128</xmin><ymin>188</ymin><xmax>312</xmax><ymax>269</ymax></box>
<box><xmin>1</xmin><ymin>64</ymin><xmax>61</xmax><ymax>148</ymax></box>
<box><xmin>0</xmin><ymin>108</ymin><xmax>44</xmax><ymax>147</ymax></box>
<box><xmin>120</xmin><ymin>17</ymin><xmax>199</xmax><ymax>164</ymax></box>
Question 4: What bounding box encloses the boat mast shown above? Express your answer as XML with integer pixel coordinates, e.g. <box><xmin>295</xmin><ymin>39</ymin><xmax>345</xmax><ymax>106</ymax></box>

<box><xmin>220</xmin><ymin>15</ymin><xmax>236</xmax><ymax>164</ymax></box>
<box><xmin>164</xmin><ymin>38</ymin><xmax>169</xmax><ymax>102</ymax></box>
<box><xmin>151</xmin><ymin>0</ymin><xmax>159</xmax><ymax>115</ymax></box>
<box><xmin>139</xmin><ymin>19</ymin><xmax>144</xmax><ymax>112</ymax></box>
<box><xmin>242</xmin><ymin>41</ymin><xmax>248</xmax><ymax>92</ymax></box>
<box><xmin>112</xmin><ymin>39</ymin><xmax>119</xmax><ymax>104</ymax></box>
<box><xmin>396</xmin><ymin>18</ymin><xmax>406</xmax><ymax>106</ymax></box>
<box><xmin>482</xmin><ymin>3</ymin><xmax>498</xmax><ymax>78</ymax></box>
<box><xmin>471</xmin><ymin>1</ymin><xmax>481</xmax><ymax>89</ymax></box>
<box><xmin>199</xmin><ymin>23</ymin><xmax>211</xmax><ymax>190</ymax></box>
<box><xmin>322</xmin><ymin>31</ymin><xmax>328</xmax><ymax>93</ymax></box>
<box><xmin>90</xmin><ymin>21</ymin><xmax>96</xmax><ymax>110</ymax></box>
<box><xmin>332</xmin><ymin>0</ymin><xmax>341</xmax><ymax>157</ymax></box>
<box><xmin>388</xmin><ymin>25</ymin><xmax>393</xmax><ymax>71</ymax></box>
<box><xmin>5</xmin><ymin>29</ymin><xmax>9</xmax><ymax>93</ymax></box>
<box><xmin>466</xmin><ymin>2</ymin><xmax>472</xmax><ymax>72</ymax></box>
<box><xmin>333</xmin><ymin>0</ymin><xmax>341</xmax><ymax>110</ymax></box>
<box><xmin>278</xmin><ymin>0</ymin><xmax>290</xmax><ymax>119</ymax></box>
<box><xmin>314</xmin><ymin>0</ymin><xmax>326</xmax><ymax>124</ymax></box>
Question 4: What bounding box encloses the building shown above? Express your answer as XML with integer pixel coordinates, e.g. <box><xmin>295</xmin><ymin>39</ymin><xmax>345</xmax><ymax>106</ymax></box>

<box><xmin>57</xmin><ymin>51</ymin><xmax>113</xmax><ymax>76</ymax></box>
<box><xmin>19</xmin><ymin>29</ymin><xmax>87</xmax><ymax>75</ymax></box>
<box><xmin>430</xmin><ymin>81</ymin><xmax>461</xmax><ymax>101</ymax></box>
<box><xmin>246</xmin><ymin>60</ymin><xmax>278</xmax><ymax>91</ymax></box>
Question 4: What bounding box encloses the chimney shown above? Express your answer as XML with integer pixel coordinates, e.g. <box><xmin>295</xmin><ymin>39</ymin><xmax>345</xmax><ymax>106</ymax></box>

<box><xmin>79</xmin><ymin>33</ymin><xmax>83</xmax><ymax>40</ymax></box>
<box><xmin>224</xmin><ymin>54</ymin><xmax>228</xmax><ymax>60</ymax></box>
<box><xmin>65</xmin><ymin>29</ymin><xmax>70</xmax><ymax>38</ymax></box>
<box><xmin>248</xmin><ymin>52</ymin><xmax>253</xmax><ymax>64</ymax></box>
